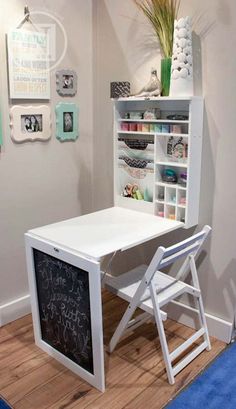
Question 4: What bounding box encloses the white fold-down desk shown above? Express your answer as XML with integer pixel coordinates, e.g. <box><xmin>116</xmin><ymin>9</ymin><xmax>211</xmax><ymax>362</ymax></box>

<box><xmin>25</xmin><ymin>206</ymin><xmax>182</xmax><ymax>392</ymax></box>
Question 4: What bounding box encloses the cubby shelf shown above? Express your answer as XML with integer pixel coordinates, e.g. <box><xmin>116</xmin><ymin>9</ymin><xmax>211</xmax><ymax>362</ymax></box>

<box><xmin>118</xmin><ymin>119</ymin><xmax>189</xmax><ymax>124</ymax></box>
<box><xmin>117</xmin><ymin>131</ymin><xmax>155</xmax><ymax>136</ymax></box>
<box><xmin>156</xmin><ymin>161</ymin><xmax>188</xmax><ymax>168</ymax></box>
<box><xmin>113</xmin><ymin>97</ymin><xmax>204</xmax><ymax>228</ymax></box>
<box><xmin>156</xmin><ymin>133</ymin><xmax>189</xmax><ymax>138</ymax></box>
<box><xmin>156</xmin><ymin>182</ymin><xmax>187</xmax><ymax>190</ymax></box>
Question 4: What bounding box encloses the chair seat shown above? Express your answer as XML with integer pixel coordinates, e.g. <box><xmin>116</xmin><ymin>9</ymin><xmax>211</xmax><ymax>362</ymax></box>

<box><xmin>104</xmin><ymin>264</ymin><xmax>199</xmax><ymax>318</ymax></box>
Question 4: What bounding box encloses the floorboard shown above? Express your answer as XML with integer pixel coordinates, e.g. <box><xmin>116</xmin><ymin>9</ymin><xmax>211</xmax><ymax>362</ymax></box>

<box><xmin>0</xmin><ymin>290</ymin><xmax>226</xmax><ymax>409</ymax></box>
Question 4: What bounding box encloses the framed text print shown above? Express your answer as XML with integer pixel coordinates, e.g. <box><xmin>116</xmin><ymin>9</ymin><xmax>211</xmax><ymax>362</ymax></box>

<box><xmin>55</xmin><ymin>102</ymin><xmax>79</xmax><ymax>141</ymax></box>
<box><xmin>7</xmin><ymin>29</ymin><xmax>50</xmax><ymax>99</ymax></box>
<box><xmin>10</xmin><ymin>105</ymin><xmax>51</xmax><ymax>143</ymax></box>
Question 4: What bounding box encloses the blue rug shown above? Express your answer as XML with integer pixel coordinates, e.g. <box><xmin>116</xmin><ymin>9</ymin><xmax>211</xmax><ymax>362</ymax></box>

<box><xmin>0</xmin><ymin>398</ymin><xmax>11</xmax><ymax>409</ymax></box>
<box><xmin>166</xmin><ymin>342</ymin><xmax>236</xmax><ymax>409</ymax></box>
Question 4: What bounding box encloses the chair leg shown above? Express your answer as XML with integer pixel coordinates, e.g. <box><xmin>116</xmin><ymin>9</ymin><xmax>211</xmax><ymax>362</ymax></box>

<box><xmin>189</xmin><ymin>255</ymin><xmax>211</xmax><ymax>351</ymax></box>
<box><xmin>150</xmin><ymin>281</ymin><xmax>175</xmax><ymax>385</ymax></box>
<box><xmin>109</xmin><ymin>303</ymin><xmax>136</xmax><ymax>353</ymax></box>
<box><xmin>197</xmin><ymin>295</ymin><xmax>211</xmax><ymax>351</ymax></box>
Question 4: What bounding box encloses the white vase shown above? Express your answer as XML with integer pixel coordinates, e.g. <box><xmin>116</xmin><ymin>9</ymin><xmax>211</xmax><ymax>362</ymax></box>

<box><xmin>170</xmin><ymin>16</ymin><xmax>193</xmax><ymax>97</ymax></box>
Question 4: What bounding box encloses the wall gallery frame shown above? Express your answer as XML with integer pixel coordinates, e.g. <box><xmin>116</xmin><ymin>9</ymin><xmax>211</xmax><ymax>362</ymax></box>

<box><xmin>56</xmin><ymin>70</ymin><xmax>77</xmax><ymax>96</ymax></box>
<box><xmin>7</xmin><ymin>29</ymin><xmax>50</xmax><ymax>100</ymax></box>
<box><xmin>55</xmin><ymin>102</ymin><xmax>79</xmax><ymax>141</ymax></box>
<box><xmin>10</xmin><ymin>105</ymin><xmax>51</xmax><ymax>143</ymax></box>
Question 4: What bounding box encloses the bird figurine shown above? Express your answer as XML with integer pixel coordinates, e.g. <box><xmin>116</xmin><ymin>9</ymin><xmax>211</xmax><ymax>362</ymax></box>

<box><xmin>134</xmin><ymin>68</ymin><xmax>162</xmax><ymax>97</ymax></box>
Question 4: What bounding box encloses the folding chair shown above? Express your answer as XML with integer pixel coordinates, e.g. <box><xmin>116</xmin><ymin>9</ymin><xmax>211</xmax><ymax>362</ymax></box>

<box><xmin>104</xmin><ymin>225</ymin><xmax>212</xmax><ymax>385</ymax></box>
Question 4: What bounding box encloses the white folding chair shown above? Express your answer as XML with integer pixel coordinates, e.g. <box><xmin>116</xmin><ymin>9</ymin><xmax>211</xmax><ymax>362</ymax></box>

<box><xmin>104</xmin><ymin>225</ymin><xmax>212</xmax><ymax>385</ymax></box>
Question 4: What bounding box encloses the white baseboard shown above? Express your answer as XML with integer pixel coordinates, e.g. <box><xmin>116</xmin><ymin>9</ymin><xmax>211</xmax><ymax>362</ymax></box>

<box><xmin>0</xmin><ymin>295</ymin><xmax>31</xmax><ymax>327</ymax></box>
<box><xmin>0</xmin><ymin>293</ymin><xmax>233</xmax><ymax>343</ymax></box>
<box><xmin>168</xmin><ymin>300</ymin><xmax>233</xmax><ymax>344</ymax></box>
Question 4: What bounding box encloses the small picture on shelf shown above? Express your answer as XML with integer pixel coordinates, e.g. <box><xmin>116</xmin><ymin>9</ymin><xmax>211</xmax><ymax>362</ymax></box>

<box><xmin>21</xmin><ymin>114</ymin><xmax>42</xmax><ymax>133</ymax></box>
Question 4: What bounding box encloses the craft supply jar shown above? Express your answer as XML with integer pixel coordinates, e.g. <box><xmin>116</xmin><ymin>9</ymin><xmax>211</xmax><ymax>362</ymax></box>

<box><xmin>142</xmin><ymin>123</ymin><xmax>150</xmax><ymax>132</ymax></box>
<box><xmin>129</xmin><ymin>123</ymin><xmax>137</xmax><ymax>132</ymax></box>
<box><xmin>121</xmin><ymin>122</ymin><xmax>129</xmax><ymax>131</ymax></box>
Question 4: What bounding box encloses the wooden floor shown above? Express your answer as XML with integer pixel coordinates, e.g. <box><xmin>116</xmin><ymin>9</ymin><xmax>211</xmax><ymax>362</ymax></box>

<box><xmin>0</xmin><ymin>290</ymin><xmax>225</xmax><ymax>409</ymax></box>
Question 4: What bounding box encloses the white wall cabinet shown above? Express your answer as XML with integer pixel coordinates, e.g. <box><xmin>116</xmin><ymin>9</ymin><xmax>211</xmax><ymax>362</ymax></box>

<box><xmin>113</xmin><ymin>97</ymin><xmax>203</xmax><ymax>228</ymax></box>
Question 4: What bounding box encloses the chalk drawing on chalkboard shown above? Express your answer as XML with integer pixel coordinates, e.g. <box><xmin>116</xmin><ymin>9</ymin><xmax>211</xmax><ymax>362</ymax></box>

<box><xmin>33</xmin><ymin>249</ymin><xmax>94</xmax><ymax>374</ymax></box>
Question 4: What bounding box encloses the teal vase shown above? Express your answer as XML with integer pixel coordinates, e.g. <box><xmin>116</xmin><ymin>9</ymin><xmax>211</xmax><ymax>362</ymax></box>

<box><xmin>161</xmin><ymin>57</ymin><xmax>172</xmax><ymax>96</ymax></box>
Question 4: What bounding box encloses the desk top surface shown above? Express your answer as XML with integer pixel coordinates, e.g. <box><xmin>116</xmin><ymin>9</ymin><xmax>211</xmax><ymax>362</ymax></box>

<box><xmin>27</xmin><ymin>207</ymin><xmax>183</xmax><ymax>260</ymax></box>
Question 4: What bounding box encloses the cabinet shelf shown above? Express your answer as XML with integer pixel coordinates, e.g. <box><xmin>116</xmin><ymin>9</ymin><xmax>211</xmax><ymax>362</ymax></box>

<box><xmin>156</xmin><ymin>182</ymin><xmax>187</xmax><ymax>190</ymax></box>
<box><xmin>156</xmin><ymin>133</ymin><xmax>189</xmax><ymax>138</ymax></box>
<box><xmin>118</xmin><ymin>131</ymin><xmax>155</xmax><ymax>136</ymax></box>
<box><xmin>114</xmin><ymin>97</ymin><xmax>203</xmax><ymax>228</ymax></box>
<box><xmin>156</xmin><ymin>161</ymin><xmax>188</xmax><ymax>168</ymax></box>
<box><xmin>118</xmin><ymin>119</ymin><xmax>189</xmax><ymax>124</ymax></box>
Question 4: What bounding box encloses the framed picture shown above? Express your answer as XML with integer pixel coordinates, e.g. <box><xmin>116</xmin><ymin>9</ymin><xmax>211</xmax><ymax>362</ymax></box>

<box><xmin>55</xmin><ymin>102</ymin><xmax>79</xmax><ymax>141</ymax></box>
<box><xmin>7</xmin><ymin>29</ymin><xmax>50</xmax><ymax>99</ymax></box>
<box><xmin>56</xmin><ymin>69</ymin><xmax>77</xmax><ymax>96</ymax></box>
<box><xmin>10</xmin><ymin>105</ymin><xmax>51</xmax><ymax>143</ymax></box>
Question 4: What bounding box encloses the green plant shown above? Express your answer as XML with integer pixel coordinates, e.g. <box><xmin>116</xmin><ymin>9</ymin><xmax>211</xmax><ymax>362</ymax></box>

<box><xmin>134</xmin><ymin>0</ymin><xmax>180</xmax><ymax>58</ymax></box>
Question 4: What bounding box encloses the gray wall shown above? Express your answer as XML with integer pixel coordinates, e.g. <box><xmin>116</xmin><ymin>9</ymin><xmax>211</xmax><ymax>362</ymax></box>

<box><xmin>1</xmin><ymin>0</ymin><xmax>235</xmax><ymax>330</ymax></box>
<box><xmin>93</xmin><ymin>0</ymin><xmax>236</xmax><ymax>324</ymax></box>
<box><xmin>0</xmin><ymin>0</ymin><xmax>93</xmax><ymax>306</ymax></box>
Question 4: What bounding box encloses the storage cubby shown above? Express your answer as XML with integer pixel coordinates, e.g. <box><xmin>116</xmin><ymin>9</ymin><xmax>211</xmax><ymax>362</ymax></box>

<box><xmin>113</xmin><ymin>97</ymin><xmax>203</xmax><ymax>228</ymax></box>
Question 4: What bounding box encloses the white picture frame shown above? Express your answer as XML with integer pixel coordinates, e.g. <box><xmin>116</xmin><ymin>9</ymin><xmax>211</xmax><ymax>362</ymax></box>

<box><xmin>7</xmin><ymin>29</ymin><xmax>50</xmax><ymax>100</ymax></box>
<box><xmin>10</xmin><ymin>105</ymin><xmax>51</xmax><ymax>143</ymax></box>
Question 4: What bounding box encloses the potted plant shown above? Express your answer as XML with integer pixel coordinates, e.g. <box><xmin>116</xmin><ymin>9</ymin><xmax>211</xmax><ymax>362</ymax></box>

<box><xmin>134</xmin><ymin>0</ymin><xmax>180</xmax><ymax>96</ymax></box>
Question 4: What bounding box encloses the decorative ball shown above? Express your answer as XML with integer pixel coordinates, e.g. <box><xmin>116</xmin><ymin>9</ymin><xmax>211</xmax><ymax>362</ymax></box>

<box><xmin>177</xmin><ymin>17</ymin><xmax>186</xmax><ymax>29</ymax></box>
<box><xmin>187</xmin><ymin>55</ymin><xmax>193</xmax><ymax>64</ymax></box>
<box><xmin>178</xmin><ymin>53</ymin><xmax>186</xmax><ymax>63</ymax></box>
<box><xmin>172</xmin><ymin>69</ymin><xmax>179</xmax><ymax>79</ymax></box>
<box><xmin>178</xmin><ymin>28</ymin><xmax>187</xmax><ymax>38</ymax></box>
<box><xmin>172</xmin><ymin>60</ymin><xmax>179</xmax><ymax>70</ymax></box>
<box><xmin>179</xmin><ymin>38</ymin><xmax>187</xmax><ymax>48</ymax></box>
<box><xmin>180</xmin><ymin>67</ymin><xmax>188</xmax><ymax>78</ymax></box>
<box><xmin>183</xmin><ymin>46</ymin><xmax>191</xmax><ymax>55</ymax></box>
<box><xmin>185</xmin><ymin>16</ymin><xmax>191</xmax><ymax>25</ymax></box>
<box><xmin>173</xmin><ymin>44</ymin><xmax>178</xmax><ymax>53</ymax></box>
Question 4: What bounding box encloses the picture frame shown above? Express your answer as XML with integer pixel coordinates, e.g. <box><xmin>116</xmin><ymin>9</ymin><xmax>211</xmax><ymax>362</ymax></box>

<box><xmin>7</xmin><ymin>29</ymin><xmax>50</xmax><ymax>100</ymax></box>
<box><xmin>56</xmin><ymin>69</ymin><xmax>77</xmax><ymax>96</ymax></box>
<box><xmin>55</xmin><ymin>102</ymin><xmax>79</xmax><ymax>141</ymax></box>
<box><xmin>10</xmin><ymin>105</ymin><xmax>51</xmax><ymax>143</ymax></box>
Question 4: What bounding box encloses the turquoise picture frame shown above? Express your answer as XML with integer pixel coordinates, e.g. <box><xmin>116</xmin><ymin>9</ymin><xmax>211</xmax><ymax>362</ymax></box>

<box><xmin>55</xmin><ymin>102</ymin><xmax>79</xmax><ymax>141</ymax></box>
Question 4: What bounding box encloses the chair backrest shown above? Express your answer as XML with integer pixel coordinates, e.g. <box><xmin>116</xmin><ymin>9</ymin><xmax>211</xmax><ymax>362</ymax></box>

<box><xmin>143</xmin><ymin>225</ymin><xmax>211</xmax><ymax>287</ymax></box>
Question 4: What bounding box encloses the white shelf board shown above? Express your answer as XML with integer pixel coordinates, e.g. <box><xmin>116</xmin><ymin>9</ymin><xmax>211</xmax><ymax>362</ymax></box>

<box><xmin>118</xmin><ymin>119</ymin><xmax>189</xmax><ymax>124</ymax></box>
<box><xmin>156</xmin><ymin>182</ymin><xmax>187</xmax><ymax>190</ymax></box>
<box><xmin>118</xmin><ymin>131</ymin><xmax>155</xmax><ymax>136</ymax></box>
<box><xmin>112</xmin><ymin>96</ymin><xmax>198</xmax><ymax>102</ymax></box>
<box><xmin>156</xmin><ymin>161</ymin><xmax>188</xmax><ymax>168</ymax></box>
<box><xmin>156</xmin><ymin>133</ymin><xmax>189</xmax><ymax>138</ymax></box>
<box><xmin>177</xmin><ymin>204</ymin><xmax>186</xmax><ymax>208</ymax></box>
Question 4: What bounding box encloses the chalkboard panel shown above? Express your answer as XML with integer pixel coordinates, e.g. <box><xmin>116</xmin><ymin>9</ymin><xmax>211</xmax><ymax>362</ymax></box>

<box><xmin>33</xmin><ymin>249</ymin><xmax>94</xmax><ymax>374</ymax></box>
